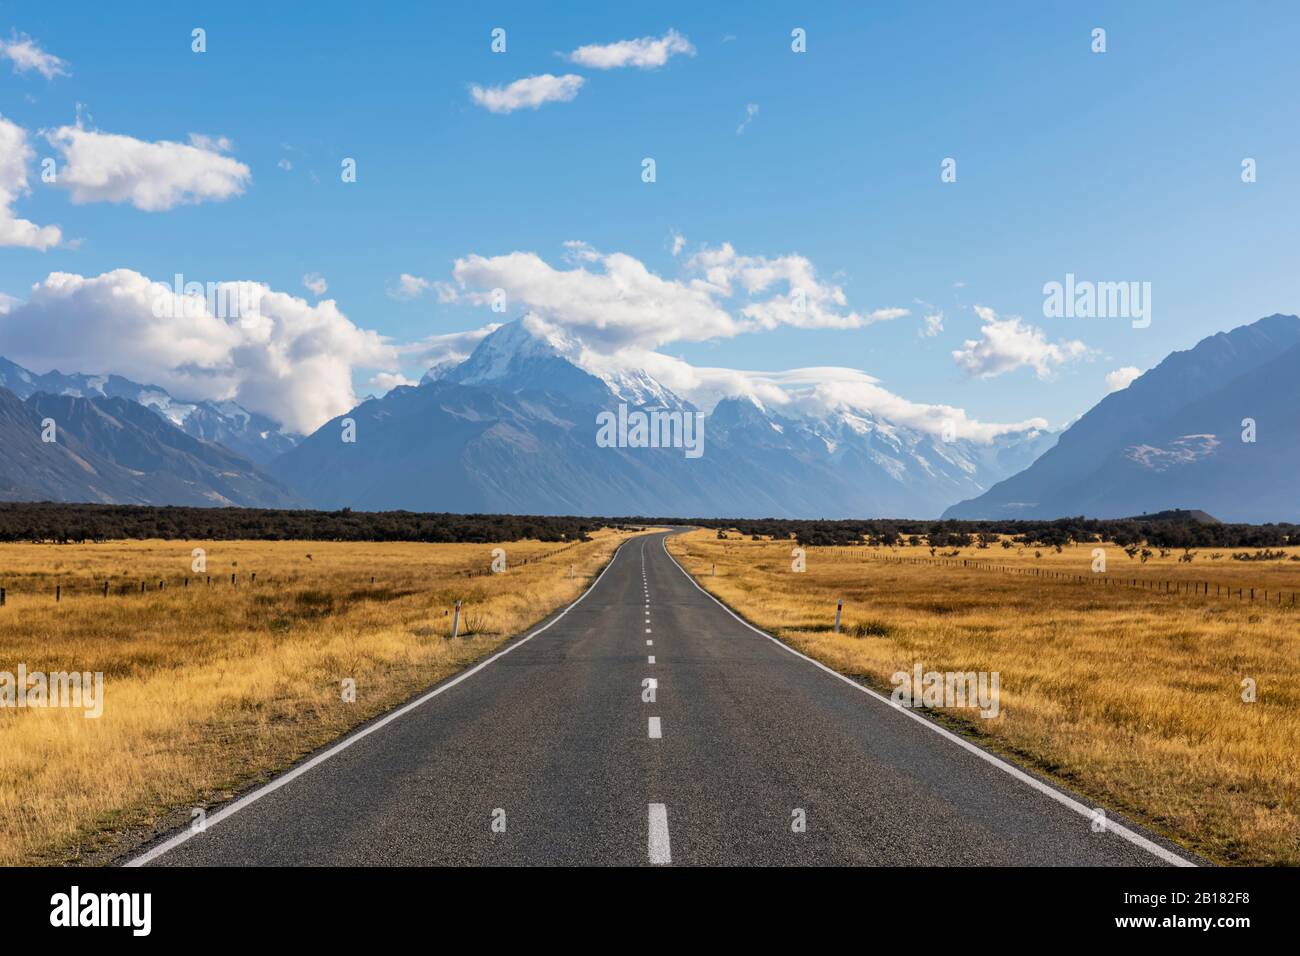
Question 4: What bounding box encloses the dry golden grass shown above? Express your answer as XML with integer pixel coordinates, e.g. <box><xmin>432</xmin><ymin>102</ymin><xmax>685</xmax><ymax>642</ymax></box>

<box><xmin>668</xmin><ymin>530</ymin><xmax>1300</xmax><ymax>865</ymax></box>
<box><xmin>0</xmin><ymin>530</ymin><xmax>639</xmax><ymax>865</ymax></box>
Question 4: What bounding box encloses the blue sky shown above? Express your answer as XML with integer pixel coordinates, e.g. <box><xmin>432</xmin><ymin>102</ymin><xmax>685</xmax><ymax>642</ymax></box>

<box><xmin>1</xmin><ymin>0</ymin><xmax>1298</xmax><ymax>434</ymax></box>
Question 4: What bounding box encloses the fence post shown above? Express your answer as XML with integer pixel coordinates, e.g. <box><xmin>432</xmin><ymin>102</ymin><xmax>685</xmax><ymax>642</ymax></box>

<box><xmin>103</xmin><ymin>581</ymin><xmax>109</xmax><ymax>598</ymax></box>
<box><xmin>232</xmin><ymin>573</ymin><xmax>237</xmax><ymax>588</ymax></box>
<box><xmin>56</xmin><ymin>584</ymin><xmax>60</xmax><ymax>603</ymax></box>
<box><xmin>451</xmin><ymin>600</ymin><xmax>462</xmax><ymax>640</ymax></box>
<box><xmin>834</xmin><ymin>599</ymin><xmax>843</xmax><ymax>634</ymax></box>
<box><xmin>0</xmin><ymin>587</ymin><xmax>5</xmax><ymax>607</ymax></box>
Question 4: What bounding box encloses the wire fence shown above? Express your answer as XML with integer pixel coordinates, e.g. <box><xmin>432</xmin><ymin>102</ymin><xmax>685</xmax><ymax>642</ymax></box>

<box><xmin>809</xmin><ymin>546</ymin><xmax>1299</xmax><ymax>608</ymax></box>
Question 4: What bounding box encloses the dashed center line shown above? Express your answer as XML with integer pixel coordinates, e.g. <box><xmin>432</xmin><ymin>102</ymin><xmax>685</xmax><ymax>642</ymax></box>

<box><xmin>646</xmin><ymin>639</ymin><xmax>653</xmax><ymax>645</ymax></box>
<box><xmin>648</xmin><ymin>716</ymin><xmax>662</xmax><ymax>738</ymax></box>
<box><xmin>648</xmin><ymin>804</ymin><xmax>671</xmax><ymax>864</ymax></box>
<box><xmin>648</xmin><ymin>655</ymin><xmax>656</xmax><ymax>664</ymax></box>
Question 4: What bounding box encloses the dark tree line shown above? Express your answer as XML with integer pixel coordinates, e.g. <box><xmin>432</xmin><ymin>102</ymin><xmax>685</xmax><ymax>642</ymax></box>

<box><xmin>0</xmin><ymin>503</ymin><xmax>1295</xmax><ymax>550</ymax></box>
<box><xmin>671</xmin><ymin>512</ymin><xmax>1300</xmax><ymax>550</ymax></box>
<box><xmin>0</xmin><ymin>503</ymin><xmax>616</xmax><ymax>544</ymax></box>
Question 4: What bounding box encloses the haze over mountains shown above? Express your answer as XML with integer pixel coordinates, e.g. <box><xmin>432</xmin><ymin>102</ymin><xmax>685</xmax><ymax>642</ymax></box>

<box><xmin>2</xmin><ymin>313</ymin><xmax>1297</xmax><ymax>520</ymax></box>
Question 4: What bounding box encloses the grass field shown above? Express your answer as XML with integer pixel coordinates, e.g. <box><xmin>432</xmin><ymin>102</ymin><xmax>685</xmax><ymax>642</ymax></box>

<box><xmin>0</xmin><ymin>529</ymin><xmax>637</xmax><ymax>866</ymax></box>
<box><xmin>667</xmin><ymin>530</ymin><xmax>1300</xmax><ymax>865</ymax></box>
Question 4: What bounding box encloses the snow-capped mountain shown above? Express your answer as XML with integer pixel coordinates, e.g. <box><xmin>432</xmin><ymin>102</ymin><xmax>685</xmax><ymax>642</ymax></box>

<box><xmin>0</xmin><ymin>358</ymin><xmax>300</xmax><ymax>465</ymax></box>
<box><xmin>271</xmin><ymin>319</ymin><xmax>1054</xmax><ymax>517</ymax></box>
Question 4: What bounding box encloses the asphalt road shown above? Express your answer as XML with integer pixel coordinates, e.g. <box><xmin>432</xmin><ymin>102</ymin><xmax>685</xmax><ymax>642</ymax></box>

<box><xmin>129</xmin><ymin>531</ymin><xmax>1194</xmax><ymax>867</ymax></box>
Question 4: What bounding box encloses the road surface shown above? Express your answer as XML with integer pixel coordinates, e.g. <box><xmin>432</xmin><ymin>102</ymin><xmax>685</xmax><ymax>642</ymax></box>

<box><xmin>129</xmin><ymin>531</ymin><xmax>1194</xmax><ymax>866</ymax></box>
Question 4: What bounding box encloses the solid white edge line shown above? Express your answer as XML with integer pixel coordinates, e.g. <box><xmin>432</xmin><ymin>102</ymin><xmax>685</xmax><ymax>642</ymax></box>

<box><xmin>124</xmin><ymin>535</ymin><xmax>637</xmax><ymax>867</ymax></box>
<box><xmin>659</xmin><ymin>533</ymin><xmax>1195</xmax><ymax>868</ymax></box>
<box><xmin>648</xmin><ymin>803</ymin><xmax>671</xmax><ymax>863</ymax></box>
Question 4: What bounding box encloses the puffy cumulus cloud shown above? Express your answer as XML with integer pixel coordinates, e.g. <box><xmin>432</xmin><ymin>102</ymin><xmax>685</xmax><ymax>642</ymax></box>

<box><xmin>367</xmin><ymin>371</ymin><xmax>416</xmax><ymax>392</ymax></box>
<box><xmin>566</xmin><ymin>29</ymin><xmax>695</xmax><ymax>69</ymax></box>
<box><xmin>450</xmin><ymin>248</ymin><xmax>742</xmax><ymax>350</ymax></box>
<box><xmin>43</xmin><ymin>123</ymin><xmax>251</xmax><ymax>211</ymax></box>
<box><xmin>401</xmin><ymin>323</ymin><xmax>502</xmax><ymax>371</ymax></box>
<box><xmin>0</xmin><ymin>270</ymin><xmax>396</xmax><ymax>433</ymax></box>
<box><xmin>952</xmin><ymin>305</ymin><xmax>1090</xmax><ymax>379</ymax></box>
<box><xmin>302</xmin><ymin>272</ymin><xmax>328</xmax><ymax>296</ymax></box>
<box><xmin>388</xmin><ymin>273</ymin><xmax>431</xmax><ymax>299</ymax></box>
<box><xmin>0</xmin><ymin>116</ymin><xmax>62</xmax><ymax>250</ymax></box>
<box><xmin>1105</xmin><ymin>366</ymin><xmax>1143</xmax><ymax>392</ymax></box>
<box><xmin>469</xmin><ymin>74</ymin><xmax>584</xmax><ymax>113</ymax></box>
<box><xmin>685</xmin><ymin>242</ymin><xmax>907</xmax><ymax>331</ymax></box>
<box><xmin>442</xmin><ymin>241</ymin><xmax>907</xmax><ymax>352</ymax></box>
<box><xmin>386</xmin><ymin>273</ymin><xmax>459</xmax><ymax>302</ymax></box>
<box><xmin>0</xmin><ymin>34</ymin><xmax>69</xmax><ymax>79</ymax></box>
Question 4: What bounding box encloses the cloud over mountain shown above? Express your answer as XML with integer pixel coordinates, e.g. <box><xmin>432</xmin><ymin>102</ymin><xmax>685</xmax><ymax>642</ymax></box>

<box><xmin>439</xmin><ymin>241</ymin><xmax>908</xmax><ymax>352</ymax></box>
<box><xmin>0</xmin><ymin>269</ymin><xmax>395</xmax><ymax>433</ymax></box>
<box><xmin>952</xmin><ymin>305</ymin><xmax>1090</xmax><ymax>379</ymax></box>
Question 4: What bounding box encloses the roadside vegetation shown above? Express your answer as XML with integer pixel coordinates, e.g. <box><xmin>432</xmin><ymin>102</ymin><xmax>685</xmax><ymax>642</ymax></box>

<box><xmin>0</xmin><ymin>530</ymin><xmax>637</xmax><ymax>865</ymax></box>
<box><xmin>668</xmin><ymin>529</ymin><xmax>1300</xmax><ymax>865</ymax></box>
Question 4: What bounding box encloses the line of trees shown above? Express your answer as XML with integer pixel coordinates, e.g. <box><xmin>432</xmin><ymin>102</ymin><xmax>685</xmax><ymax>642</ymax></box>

<box><xmin>0</xmin><ymin>503</ymin><xmax>1295</xmax><ymax>550</ymax></box>
<box><xmin>0</xmin><ymin>503</ymin><xmax>618</xmax><ymax>544</ymax></box>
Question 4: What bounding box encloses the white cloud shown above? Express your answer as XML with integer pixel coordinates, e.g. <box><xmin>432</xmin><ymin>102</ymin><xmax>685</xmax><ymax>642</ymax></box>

<box><xmin>670</xmin><ymin>233</ymin><xmax>685</xmax><ymax>256</ymax></box>
<box><xmin>389</xmin><ymin>273</ymin><xmax>431</xmax><ymax>299</ymax></box>
<box><xmin>0</xmin><ymin>270</ymin><xmax>396</xmax><ymax>433</ymax></box>
<box><xmin>685</xmin><ymin>242</ymin><xmax>907</xmax><ymax>332</ymax></box>
<box><xmin>277</xmin><ymin>158</ymin><xmax>293</xmax><ymax>171</ymax></box>
<box><xmin>402</xmin><ymin>323</ymin><xmax>502</xmax><ymax>370</ymax></box>
<box><xmin>736</xmin><ymin>103</ymin><xmax>758</xmax><ymax>135</ymax></box>
<box><xmin>952</xmin><ymin>305</ymin><xmax>1091</xmax><ymax>379</ymax></box>
<box><xmin>919</xmin><ymin>311</ymin><xmax>944</xmax><ymax>338</ymax></box>
<box><xmin>441</xmin><ymin>242</ymin><xmax>907</xmax><ymax>352</ymax></box>
<box><xmin>387</xmin><ymin>273</ymin><xmax>458</xmax><ymax>302</ymax></box>
<box><xmin>367</xmin><ymin>371</ymin><xmax>415</xmax><ymax>392</ymax></box>
<box><xmin>43</xmin><ymin>123</ymin><xmax>251</xmax><ymax>211</ymax></box>
<box><xmin>575</xmin><ymin>346</ymin><xmax>1045</xmax><ymax>443</ymax></box>
<box><xmin>566</xmin><ymin>29</ymin><xmax>695</xmax><ymax>69</ymax></box>
<box><xmin>0</xmin><ymin>34</ymin><xmax>68</xmax><ymax>79</ymax></box>
<box><xmin>302</xmin><ymin>272</ymin><xmax>328</xmax><ymax>296</ymax></box>
<box><xmin>1105</xmin><ymin>366</ymin><xmax>1143</xmax><ymax>392</ymax></box>
<box><xmin>469</xmin><ymin>74</ymin><xmax>585</xmax><ymax>113</ymax></box>
<box><xmin>0</xmin><ymin>115</ymin><xmax>61</xmax><ymax>250</ymax></box>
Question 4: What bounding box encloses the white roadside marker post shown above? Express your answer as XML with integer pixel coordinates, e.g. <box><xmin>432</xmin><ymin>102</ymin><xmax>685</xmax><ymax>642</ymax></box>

<box><xmin>834</xmin><ymin>599</ymin><xmax>843</xmax><ymax>634</ymax></box>
<box><xmin>451</xmin><ymin>600</ymin><xmax>462</xmax><ymax>640</ymax></box>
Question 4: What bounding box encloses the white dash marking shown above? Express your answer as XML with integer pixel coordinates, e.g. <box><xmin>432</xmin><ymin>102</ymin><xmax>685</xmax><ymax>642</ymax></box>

<box><xmin>648</xmin><ymin>655</ymin><xmax>656</xmax><ymax>664</ymax></box>
<box><xmin>648</xmin><ymin>804</ymin><xmax>671</xmax><ymax>863</ymax></box>
<box><xmin>646</xmin><ymin>639</ymin><xmax>653</xmax><ymax>645</ymax></box>
<box><xmin>645</xmin><ymin>628</ymin><xmax>652</xmax><ymax>633</ymax></box>
<box><xmin>648</xmin><ymin>716</ymin><xmax>662</xmax><ymax>738</ymax></box>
